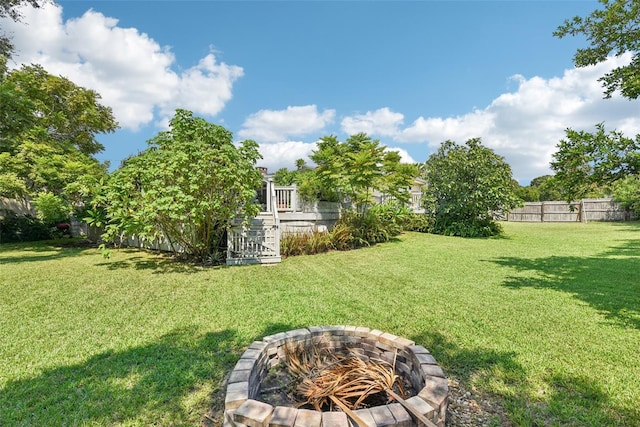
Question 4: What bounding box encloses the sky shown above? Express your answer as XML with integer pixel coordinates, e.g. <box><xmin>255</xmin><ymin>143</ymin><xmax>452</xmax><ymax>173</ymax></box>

<box><xmin>2</xmin><ymin>0</ymin><xmax>639</xmax><ymax>185</ymax></box>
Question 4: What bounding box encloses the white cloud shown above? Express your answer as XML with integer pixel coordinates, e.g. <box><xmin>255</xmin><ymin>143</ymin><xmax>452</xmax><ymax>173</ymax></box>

<box><xmin>2</xmin><ymin>3</ymin><xmax>243</xmax><ymax>130</ymax></box>
<box><xmin>340</xmin><ymin>54</ymin><xmax>639</xmax><ymax>183</ymax></box>
<box><xmin>238</xmin><ymin>105</ymin><xmax>335</xmax><ymax>143</ymax></box>
<box><xmin>256</xmin><ymin>141</ymin><xmax>317</xmax><ymax>172</ymax></box>
<box><xmin>385</xmin><ymin>147</ymin><xmax>415</xmax><ymax>164</ymax></box>
<box><xmin>256</xmin><ymin>142</ymin><xmax>415</xmax><ymax>174</ymax></box>
<box><xmin>341</xmin><ymin>107</ymin><xmax>404</xmax><ymax>136</ymax></box>
<box><xmin>399</xmin><ymin>110</ymin><xmax>496</xmax><ymax>145</ymax></box>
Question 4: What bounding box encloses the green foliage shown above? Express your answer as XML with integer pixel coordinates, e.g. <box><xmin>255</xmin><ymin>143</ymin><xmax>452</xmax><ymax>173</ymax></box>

<box><xmin>0</xmin><ymin>64</ymin><xmax>115</xmax><ymax>216</ymax></box>
<box><xmin>310</xmin><ymin>133</ymin><xmax>417</xmax><ymax>211</ymax></box>
<box><xmin>423</xmin><ymin>138</ymin><xmax>521</xmax><ymax>237</ymax></box>
<box><xmin>516</xmin><ymin>175</ymin><xmax>565</xmax><ymax>202</ymax></box>
<box><xmin>379</xmin><ymin>151</ymin><xmax>420</xmax><ymax>206</ymax></box>
<box><xmin>515</xmin><ymin>184</ymin><xmax>540</xmax><ymax>202</ymax></box>
<box><xmin>612</xmin><ymin>174</ymin><xmax>640</xmax><ymax>215</ymax></box>
<box><xmin>401</xmin><ymin>212</ymin><xmax>435</xmax><ymax>233</ymax></box>
<box><xmin>298</xmin><ymin>171</ymin><xmax>339</xmax><ymax>203</ymax></box>
<box><xmin>433</xmin><ymin>216</ymin><xmax>503</xmax><ymax>238</ymax></box>
<box><xmin>272</xmin><ymin>163</ymin><xmax>338</xmax><ymax>203</ymax></box>
<box><xmin>551</xmin><ymin>123</ymin><xmax>640</xmax><ymax>202</ymax></box>
<box><xmin>530</xmin><ymin>175</ymin><xmax>564</xmax><ymax>201</ymax></box>
<box><xmin>273</xmin><ymin>168</ymin><xmax>297</xmax><ymax>186</ymax></box>
<box><xmin>328</xmin><ymin>202</ymin><xmax>407</xmax><ymax>249</ymax></box>
<box><xmin>0</xmin><ymin>209</ymin><xmax>51</xmax><ymax>242</ymax></box>
<box><xmin>280</xmin><ymin>229</ymin><xmax>332</xmax><ymax>257</ymax></box>
<box><xmin>100</xmin><ymin>109</ymin><xmax>263</xmax><ymax>262</ymax></box>
<box><xmin>554</xmin><ymin>0</ymin><xmax>640</xmax><ymax>99</ymax></box>
<box><xmin>31</xmin><ymin>191</ymin><xmax>72</xmax><ymax>224</ymax></box>
<box><xmin>281</xmin><ymin>201</ymin><xmax>418</xmax><ymax>257</ymax></box>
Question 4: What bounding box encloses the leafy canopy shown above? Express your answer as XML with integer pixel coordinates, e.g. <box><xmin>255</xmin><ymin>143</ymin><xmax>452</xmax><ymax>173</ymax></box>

<box><xmin>310</xmin><ymin>133</ymin><xmax>418</xmax><ymax>211</ymax></box>
<box><xmin>422</xmin><ymin>138</ymin><xmax>521</xmax><ymax>237</ymax></box>
<box><xmin>550</xmin><ymin>123</ymin><xmax>640</xmax><ymax>202</ymax></box>
<box><xmin>98</xmin><ymin>109</ymin><xmax>263</xmax><ymax>262</ymax></box>
<box><xmin>0</xmin><ymin>64</ymin><xmax>117</xmax><ymax>221</ymax></box>
<box><xmin>554</xmin><ymin>0</ymin><xmax>640</xmax><ymax>99</ymax></box>
<box><xmin>516</xmin><ymin>175</ymin><xmax>564</xmax><ymax>202</ymax></box>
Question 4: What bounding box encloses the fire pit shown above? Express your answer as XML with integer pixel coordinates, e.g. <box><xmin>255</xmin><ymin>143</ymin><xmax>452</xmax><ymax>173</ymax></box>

<box><xmin>223</xmin><ymin>326</ymin><xmax>448</xmax><ymax>427</ymax></box>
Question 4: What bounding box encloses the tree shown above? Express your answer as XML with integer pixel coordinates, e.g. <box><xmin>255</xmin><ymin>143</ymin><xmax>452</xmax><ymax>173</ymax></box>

<box><xmin>514</xmin><ymin>181</ymin><xmax>540</xmax><ymax>202</ymax></box>
<box><xmin>422</xmin><ymin>138</ymin><xmax>521</xmax><ymax>237</ymax></box>
<box><xmin>0</xmin><ymin>64</ymin><xmax>117</xmax><ymax>221</ymax></box>
<box><xmin>516</xmin><ymin>175</ymin><xmax>565</xmax><ymax>202</ymax></box>
<box><xmin>378</xmin><ymin>151</ymin><xmax>419</xmax><ymax>206</ymax></box>
<box><xmin>554</xmin><ymin>0</ymin><xmax>640</xmax><ymax>99</ymax></box>
<box><xmin>310</xmin><ymin>133</ymin><xmax>417</xmax><ymax>211</ymax></box>
<box><xmin>612</xmin><ymin>174</ymin><xmax>640</xmax><ymax>216</ymax></box>
<box><xmin>98</xmin><ymin>109</ymin><xmax>263</xmax><ymax>262</ymax></box>
<box><xmin>550</xmin><ymin>123</ymin><xmax>640</xmax><ymax>202</ymax></box>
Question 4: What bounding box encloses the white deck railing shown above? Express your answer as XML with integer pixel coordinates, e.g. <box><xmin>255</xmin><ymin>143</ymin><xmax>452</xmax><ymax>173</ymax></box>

<box><xmin>274</xmin><ymin>185</ymin><xmax>299</xmax><ymax>212</ymax></box>
<box><xmin>227</xmin><ymin>179</ymin><xmax>281</xmax><ymax>265</ymax></box>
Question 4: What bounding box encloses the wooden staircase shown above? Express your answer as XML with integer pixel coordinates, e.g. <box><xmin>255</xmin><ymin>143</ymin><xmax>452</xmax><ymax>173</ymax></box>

<box><xmin>226</xmin><ymin>211</ymin><xmax>281</xmax><ymax>265</ymax></box>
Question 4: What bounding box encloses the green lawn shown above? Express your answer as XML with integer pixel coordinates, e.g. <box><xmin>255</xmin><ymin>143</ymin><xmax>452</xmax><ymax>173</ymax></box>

<box><xmin>1</xmin><ymin>222</ymin><xmax>639</xmax><ymax>426</ymax></box>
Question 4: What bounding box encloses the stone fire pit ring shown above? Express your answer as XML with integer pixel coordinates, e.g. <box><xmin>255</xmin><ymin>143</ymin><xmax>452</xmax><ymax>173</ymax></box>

<box><xmin>224</xmin><ymin>326</ymin><xmax>448</xmax><ymax>427</ymax></box>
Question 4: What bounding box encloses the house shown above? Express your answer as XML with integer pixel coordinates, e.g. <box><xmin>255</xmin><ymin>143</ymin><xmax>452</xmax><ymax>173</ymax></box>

<box><xmin>226</xmin><ymin>174</ymin><xmax>426</xmax><ymax>265</ymax></box>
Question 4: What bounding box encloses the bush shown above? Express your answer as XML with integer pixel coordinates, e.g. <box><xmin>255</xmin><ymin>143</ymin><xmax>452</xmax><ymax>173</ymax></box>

<box><xmin>280</xmin><ymin>229</ymin><xmax>331</xmax><ymax>257</ymax></box>
<box><xmin>0</xmin><ymin>209</ymin><xmax>52</xmax><ymax>243</ymax></box>
<box><xmin>402</xmin><ymin>213</ymin><xmax>434</xmax><ymax>233</ymax></box>
<box><xmin>280</xmin><ymin>202</ymin><xmax>431</xmax><ymax>257</ymax></box>
<box><xmin>31</xmin><ymin>192</ymin><xmax>73</xmax><ymax>224</ymax></box>
<box><xmin>432</xmin><ymin>216</ymin><xmax>502</xmax><ymax>238</ymax></box>
<box><xmin>330</xmin><ymin>204</ymin><xmax>406</xmax><ymax>249</ymax></box>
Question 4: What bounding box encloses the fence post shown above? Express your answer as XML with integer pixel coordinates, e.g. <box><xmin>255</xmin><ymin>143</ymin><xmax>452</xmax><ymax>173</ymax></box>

<box><xmin>540</xmin><ymin>202</ymin><xmax>545</xmax><ymax>222</ymax></box>
<box><xmin>580</xmin><ymin>199</ymin><xmax>586</xmax><ymax>223</ymax></box>
<box><xmin>292</xmin><ymin>184</ymin><xmax>299</xmax><ymax>212</ymax></box>
<box><xmin>266</xmin><ymin>179</ymin><xmax>273</xmax><ymax>214</ymax></box>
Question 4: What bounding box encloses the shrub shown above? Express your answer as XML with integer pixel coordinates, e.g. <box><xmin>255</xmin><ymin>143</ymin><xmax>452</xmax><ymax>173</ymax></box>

<box><xmin>327</xmin><ymin>222</ymin><xmax>357</xmax><ymax>251</ymax></box>
<box><xmin>280</xmin><ymin>229</ymin><xmax>331</xmax><ymax>257</ymax></box>
<box><xmin>0</xmin><ymin>209</ymin><xmax>52</xmax><ymax>243</ymax></box>
<box><xmin>331</xmin><ymin>203</ymin><xmax>406</xmax><ymax>249</ymax></box>
<box><xmin>31</xmin><ymin>192</ymin><xmax>73</xmax><ymax>224</ymax></box>
<box><xmin>280</xmin><ymin>202</ymin><xmax>429</xmax><ymax>257</ymax></box>
<box><xmin>402</xmin><ymin>213</ymin><xmax>434</xmax><ymax>233</ymax></box>
<box><xmin>432</xmin><ymin>216</ymin><xmax>502</xmax><ymax>238</ymax></box>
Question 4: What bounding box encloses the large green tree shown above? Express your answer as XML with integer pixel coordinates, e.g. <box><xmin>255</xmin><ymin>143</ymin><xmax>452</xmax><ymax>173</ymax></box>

<box><xmin>550</xmin><ymin>123</ymin><xmax>640</xmax><ymax>202</ymax></box>
<box><xmin>422</xmin><ymin>138</ymin><xmax>521</xmax><ymax>237</ymax></box>
<box><xmin>516</xmin><ymin>175</ymin><xmax>565</xmax><ymax>202</ymax></box>
<box><xmin>310</xmin><ymin>133</ymin><xmax>418</xmax><ymax>211</ymax></box>
<box><xmin>553</xmin><ymin>1</ymin><xmax>640</xmax><ymax>211</ymax></box>
<box><xmin>0</xmin><ymin>64</ymin><xmax>117</xmax><ymax>222</ymax></box>
<box><xmin>554</xmin><ymin>0</ymin><xmax>640</xmax><ymax>99</ymax></box>
<box><xmin>98</xmin><ymin>109</ymin><xmax>263</xmax><ymax>262</ymax></box>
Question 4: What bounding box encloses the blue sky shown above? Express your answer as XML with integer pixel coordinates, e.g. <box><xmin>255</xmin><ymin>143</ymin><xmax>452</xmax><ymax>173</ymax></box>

<box><xmin>3</xmin><ymin>1</ymin><xmax>639</xmax><ymax>184</ymax></box>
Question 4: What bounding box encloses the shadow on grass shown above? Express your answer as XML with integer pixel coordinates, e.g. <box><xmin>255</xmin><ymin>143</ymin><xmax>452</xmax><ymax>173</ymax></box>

<box><xmin>0</xmin><ymin>327</ymin><xmax>243</xmax><ymax>426</ymax></box>
<box><xmin>490</xmin><ymin>238</ymin><xmax>640</xmax><ymax>330</ymax></box>
<box><xmin>0</xmin><ymin>324</ymin><xmax>305</xmax><ymax>426</ymax></box>
<box><xmin>94</xmin><ymin>250</ymin><xmax>207</xmax><ymax>274</ymax></box>
<box><xmin>0</xmin><ymin>241</ymin><xmax>94</xmax><ymax>264</ymax></box>
<box><xmin>412</xmin><ymin>331</ymin><xmax>639</xmax><ymax>425</ymax></box>
<box><xmin>411</xmin><ymin>329</ymin><xmax>525</xmax><ymax>390</ymax></box>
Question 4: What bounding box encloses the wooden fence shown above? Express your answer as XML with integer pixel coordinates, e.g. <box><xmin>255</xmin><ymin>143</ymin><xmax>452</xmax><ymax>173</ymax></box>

<box><xmin>506</xmin><ymin>198</ymin><xmax>632</xmax><ymax>222</ymax></box>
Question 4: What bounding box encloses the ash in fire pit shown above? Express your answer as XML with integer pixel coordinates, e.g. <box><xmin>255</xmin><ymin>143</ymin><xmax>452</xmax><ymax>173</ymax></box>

<box><xmin>223</xmin><ymin>326</ymin><xmax>448</xmax><ymax>427</ymax></box>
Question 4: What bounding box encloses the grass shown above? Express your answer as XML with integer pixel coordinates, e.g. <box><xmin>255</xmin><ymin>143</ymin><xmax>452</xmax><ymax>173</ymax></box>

<box><xmin>1</xmin><ymin>222</ymin><xmax>639</xmax><ymax>426</ymax></box>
